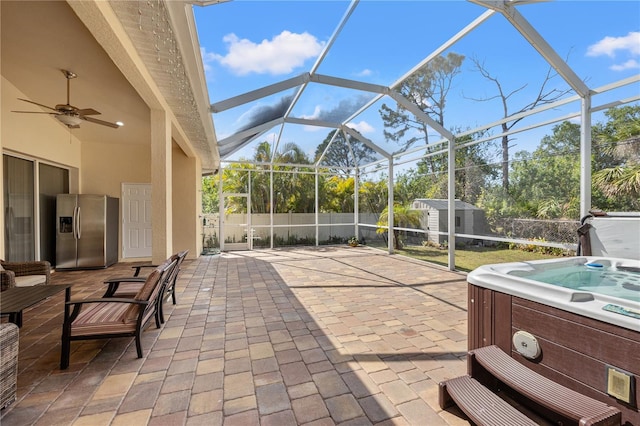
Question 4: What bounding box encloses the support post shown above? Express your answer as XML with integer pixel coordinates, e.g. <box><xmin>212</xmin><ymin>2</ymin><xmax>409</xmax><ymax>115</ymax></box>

<box><xmin>150</xmin><ymin>109</ymin><xmax>172</xmax><ymax>264</ymax></box>
<box><xmin>388</xmin><ymin>160</ymin><xmax>394</xmax><ymax>254</ymax></box>
<box><xmin>448</xmin><ymin>137</ymin><xmax>456</xmax><ymax>271</ymax></box>
<box><xmin>580</xmin><ymin>95</ymin><xmax>592</xmax><ymax>219</ymax></box>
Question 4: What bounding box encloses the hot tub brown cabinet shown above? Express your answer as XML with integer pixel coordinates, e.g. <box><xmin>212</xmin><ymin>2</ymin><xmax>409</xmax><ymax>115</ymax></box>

<box><xmin>468</xmin><ymin>283</ymin><xmax>640</xmax><ymax>425</ymax></box>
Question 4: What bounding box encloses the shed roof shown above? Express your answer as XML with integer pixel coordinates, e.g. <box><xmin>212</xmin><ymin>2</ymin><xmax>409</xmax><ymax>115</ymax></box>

<box><xmin>413</xmin><ymin>199</ymin><xmax>483</xmax><ymax>211</ymax></box>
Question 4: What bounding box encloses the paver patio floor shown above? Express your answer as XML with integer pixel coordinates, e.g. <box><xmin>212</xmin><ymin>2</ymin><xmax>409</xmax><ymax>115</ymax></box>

<box><xmin>1</xmin><ymin>246</ymin><xmax>472</xmax><ymax>425</ymax></box>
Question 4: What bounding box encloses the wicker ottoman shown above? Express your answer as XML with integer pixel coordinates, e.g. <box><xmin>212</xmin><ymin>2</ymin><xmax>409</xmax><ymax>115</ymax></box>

<box><xmin>0</xmin><ymin>323</ymin><xmax>19</xmax><ymax>409</ymax></box>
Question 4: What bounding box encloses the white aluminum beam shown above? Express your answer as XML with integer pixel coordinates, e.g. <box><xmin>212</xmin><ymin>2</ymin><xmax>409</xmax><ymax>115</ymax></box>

<box><xmin>343</xmin><ymin>125</ymin><xmax>391</xmax><ymax>159</ymax></box>
<box><xmin>387</xmin><ymin>91</ymin><xmax>455</xmax><ymax>140</ymax></box>
<box><xmin>217</xmin><ymin>117</ymin><xmax>284</xmax><ymax>147</ymax></box>
<box><xmin>281</xmin><ymin>1</ymin><xmax>361</xmax><ymax>127</ymax></box>
<box><xmin>311</xmin><ymin>74</ymin><xmax>388</xmax><ymax>94</ymax></box>
<box><xmin>210</xmin><ymin>73</ymin><xmax>310</xmax><ymax>113</ymax></box>
<box><xmin>315</xmin><ymin>130</ymin><xmax>341</xmax><ymax>167</ymax></box>
<box><xmin>472</xmin><ymin>0</ymin><xmax>590</xmax><ymax>97</ymax></box>
<box><xmin>580</xmin><ymin>95</ymin><xmax>592</xmax><ymax>218</ymax></box>
<box><xmin>391</xmin><ymin>9</ymin><xmax>495</xmax><ymax>90</ymax></box>
<box><xmin>285</xmin><ymin>117</ymin><xmax>341</xmax><ymax>129</ymax></box>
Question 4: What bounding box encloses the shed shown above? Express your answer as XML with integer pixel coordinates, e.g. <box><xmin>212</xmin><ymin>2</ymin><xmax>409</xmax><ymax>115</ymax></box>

<box><xmin>412</xmin><ymin>199</ymin><xmax>487</xmax><ymax>245</ymax></box>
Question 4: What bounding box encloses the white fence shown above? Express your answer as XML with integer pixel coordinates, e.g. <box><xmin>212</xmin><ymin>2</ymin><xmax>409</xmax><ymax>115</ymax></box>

<box><xmin>202</xmin><ymin>212</ymin><xmax>381</xmax><ymax>249</ymax></box>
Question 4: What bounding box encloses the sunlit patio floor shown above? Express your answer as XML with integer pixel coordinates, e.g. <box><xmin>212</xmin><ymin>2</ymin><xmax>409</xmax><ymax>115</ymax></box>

<box><xmin>0</xmin><ymin>246</ymin><xmax>473</xmax><ymax>425</ymax></box>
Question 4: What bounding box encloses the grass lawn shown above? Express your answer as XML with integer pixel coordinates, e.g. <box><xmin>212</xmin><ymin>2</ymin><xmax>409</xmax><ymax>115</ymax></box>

<box><xmin>373</xmin><ymin>243</ymin><xmax>563</xmax><ymax>272</ymax></box>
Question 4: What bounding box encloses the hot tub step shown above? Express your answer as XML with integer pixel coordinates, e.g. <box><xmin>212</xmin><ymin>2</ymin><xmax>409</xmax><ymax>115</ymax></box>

<box><xmin>470</xmin><ymin>345</ymin><xmax>622</xmax><ymax>426</ymax></box>
<box><xmin>439</xmin><ymin>375</ymin><xmax>538</xmax><ymax>426</ymax></box>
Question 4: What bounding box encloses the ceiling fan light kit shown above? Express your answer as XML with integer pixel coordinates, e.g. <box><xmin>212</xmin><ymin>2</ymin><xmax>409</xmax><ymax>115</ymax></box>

<box><xmin>12</xmin><ymin>69</ymin><xmax>121</xmax><ymax>129</ymax></box>
<box><xmin>56</xmin><ymin>114</ymin><xmax>83</xmax><ymax>127</ymax></box>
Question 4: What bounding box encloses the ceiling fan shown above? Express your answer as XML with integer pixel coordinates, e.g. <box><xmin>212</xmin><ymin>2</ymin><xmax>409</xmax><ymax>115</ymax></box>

<box><xmin>12</xmin><ymin>69</ymin><xmax>122</xmax><ymax>129</ymax></box>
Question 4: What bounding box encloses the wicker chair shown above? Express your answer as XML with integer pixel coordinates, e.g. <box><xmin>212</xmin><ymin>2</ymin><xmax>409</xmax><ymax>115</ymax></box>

<box><xmin>0</xmin><ymin>323</ymin><xmax>19</xmax><ymax>409</ymax></box>
<box><xmin>60</xmin><ymin>258</ymin><xmax>175</xmax><ymax>369</ymax></box>
<box><xmin>0</xmin><ymin>260</ymin><xmax>51</xmax><ymax>292</ymax></box>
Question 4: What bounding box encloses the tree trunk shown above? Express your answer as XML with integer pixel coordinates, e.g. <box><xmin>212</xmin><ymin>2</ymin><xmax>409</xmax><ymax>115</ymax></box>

<box><xmin>501</xmin><ymin>128</ymin><xmax>509</xmax><ymax>191</ymax></box>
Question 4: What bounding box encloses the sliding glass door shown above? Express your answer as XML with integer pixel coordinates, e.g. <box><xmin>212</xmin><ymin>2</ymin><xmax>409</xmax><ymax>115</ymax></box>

<box><xmin>3</xmin><ymin>155</ymin><xmax>35</xmax><ymax>261</ymax></box>
<box><xmin>3</xmin><ymin>154</ymin><xmax>69</xmax><ymax>263</ymax></box>
<box><xmin>39</xmin><ymin>163</ymin><xmax>69</xmax><ymax>264</ymax></box>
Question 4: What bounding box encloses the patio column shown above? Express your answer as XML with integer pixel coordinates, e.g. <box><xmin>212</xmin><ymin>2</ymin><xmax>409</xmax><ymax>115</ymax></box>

<box><xmin>172</xmin><ymin>145</ymin><xmax>201</xmax><ymax>259</ymax></box>
<box><xmin>151</xmin><ymin>108</ymin><xmax>173</xmax><ymax>264</ymax></box>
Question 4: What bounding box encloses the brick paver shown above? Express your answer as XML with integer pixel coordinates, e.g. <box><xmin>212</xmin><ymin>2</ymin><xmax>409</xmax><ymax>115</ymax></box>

<box><xmin>0</xmin><ymin>247</ymin><xmax>470</xmax><ymax>425</ymax></box>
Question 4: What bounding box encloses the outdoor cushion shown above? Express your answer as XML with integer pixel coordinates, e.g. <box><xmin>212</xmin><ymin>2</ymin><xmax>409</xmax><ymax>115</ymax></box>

<box><xmin>15</xmin><ymin>275</ymin><xmax>48</xmax><ymax>287</ymax></box>
<box><xmin>70</xmin><ymin>302</ymin><xmax>134</xmax><ymax>337</ymax></box>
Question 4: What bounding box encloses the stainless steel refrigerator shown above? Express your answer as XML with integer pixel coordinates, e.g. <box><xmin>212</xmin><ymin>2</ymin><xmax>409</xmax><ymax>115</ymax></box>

<box><xmin>56</xmin><ymin>194</ymin><xmax>118</xmax><ymax>269</ymax></box>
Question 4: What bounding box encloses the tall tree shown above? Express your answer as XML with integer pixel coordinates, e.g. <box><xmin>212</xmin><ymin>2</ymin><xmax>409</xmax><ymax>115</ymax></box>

<box><xmin>379</xmin><ymin>52</ymin><xmax>465</xmax><ymax>154</ymax></box>
<box><xmin>468</xmin><ymin>56</ymin><xmax>572</xmax><ymax>191</ymax></box>
<box><xmin>507</xmin><ymin>121</ymin><xmax>581</xmax><ymax>219</ymax></box>
<box><xmin>314</xmin><ymin>129</ymin><xmax>377</xmax><ymax>176</ymax></box>
<box><xmin>413</xmin><ymin>130</ymin><xmax>496</xmax><ymax>204</ymax></box>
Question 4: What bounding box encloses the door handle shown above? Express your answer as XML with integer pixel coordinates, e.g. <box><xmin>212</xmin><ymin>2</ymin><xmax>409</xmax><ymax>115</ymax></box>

<box><xmin>76</xmin><ymin>207</ymin><xmax>82</xmax><ymax>239</ymax></box>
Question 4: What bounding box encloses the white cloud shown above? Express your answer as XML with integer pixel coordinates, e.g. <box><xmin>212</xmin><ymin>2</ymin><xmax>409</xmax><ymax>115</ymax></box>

<box><xmin>355</xmin><ymin>69</ymin><xmax>373</xmax><ymax>77</ymax></box>
<box><xmin>586</xmin><ymin>31</ymin><xmax>640</xmax><ymax>58</ymax></box>
<box><xmin>200</xmin><ymin>46</ymin><xmax>217</xmax><ymax>74</ymax></box>
<box><xmin>300</xmin><ymin>106</ymin><xmax>322</xmax><ymax>121</ymax></box>
<box><xmin>347</xmin><ymin>120</ymin><xmax>374</xmax><ymax>134</ymax></box>
<box><xmin>610</xmin><ymin>59</ymin><xmax>640</xmax><ymax>71</ymax></box>
<box><xmin>212</xmin><ymin>31</ymin><xmax>325</xmax><ymax>76</ymax></box>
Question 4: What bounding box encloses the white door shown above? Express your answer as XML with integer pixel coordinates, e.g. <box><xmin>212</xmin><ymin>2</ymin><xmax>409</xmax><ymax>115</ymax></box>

<box><xmin>122</xmin><ymin>183</ymin><xmax>152</xmax><ymax>258</ymax></box>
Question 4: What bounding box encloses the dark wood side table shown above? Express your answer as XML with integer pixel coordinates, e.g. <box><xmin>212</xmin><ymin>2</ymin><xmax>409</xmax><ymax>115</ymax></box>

<box><xmin>0</xmin><ymin>285</ymin><xmax>71</xmax><ymax>327</ymax></box>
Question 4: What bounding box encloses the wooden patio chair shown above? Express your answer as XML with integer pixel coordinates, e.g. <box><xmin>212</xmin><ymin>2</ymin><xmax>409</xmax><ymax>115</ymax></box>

<box><xmin>60</xmin><ymin>258</ymin><xmax>174</xmax><ymax>369</ymax></box>
<box><xmin>103</xmin><ymin>250</ymin><xmax>188</xmax><ymax>323</ymax></box>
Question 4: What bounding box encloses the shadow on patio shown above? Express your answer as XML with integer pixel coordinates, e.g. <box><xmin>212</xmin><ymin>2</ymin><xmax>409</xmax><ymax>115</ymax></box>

<box><xmin>1</xmin><ymin>246</ymin><xmax>471</xmax><ymax>425</ymax></box>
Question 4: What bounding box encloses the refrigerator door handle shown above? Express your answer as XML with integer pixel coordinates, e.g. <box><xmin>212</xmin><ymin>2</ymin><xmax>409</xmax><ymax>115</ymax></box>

<box><xmin>76</xmin><ymin>206</ymin><xmax>82</xmax><ymax>239</ymax></box>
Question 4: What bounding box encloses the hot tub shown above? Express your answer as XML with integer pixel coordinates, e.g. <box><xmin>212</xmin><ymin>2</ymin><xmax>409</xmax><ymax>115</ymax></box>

<box><xmin>467</xmin><ymin>256</ymin><xmax>640</xmax><ymax>423</ymax></box>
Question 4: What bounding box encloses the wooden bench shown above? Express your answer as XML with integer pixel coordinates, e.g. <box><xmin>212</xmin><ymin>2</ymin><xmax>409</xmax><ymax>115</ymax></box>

<box><xmin>439</xmin><ymin>345</ymin><xmax>622</xmax><ymax>426</ymax></box>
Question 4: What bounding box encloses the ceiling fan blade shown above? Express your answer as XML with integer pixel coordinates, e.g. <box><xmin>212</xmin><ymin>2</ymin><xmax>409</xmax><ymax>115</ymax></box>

<box><xmin>12</xmin><ymin>110</ymin><xmax>57</xmax><ymax>114</ymax></box>
<box><xmin>76</xmin><ymin>108</ymin><xmax>101</xmax><ymax>116</ymax></box>
<box><xmin>82</xmin><ymin>116</ymin><xmax>121</xmax><ymax>128</ymax></box>
<box><xmin>17</xmin><ymin>98</ymin><xmax>59</xmax><ymax>112</ymax></box>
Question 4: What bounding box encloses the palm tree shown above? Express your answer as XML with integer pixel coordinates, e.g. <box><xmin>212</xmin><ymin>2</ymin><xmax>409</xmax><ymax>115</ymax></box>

<box><xmin>593</xmin><ymin>136</ymin><xmax>640</xmax><ymax>209</ymax></box>
<box><xmin>376</xmin><ymin>204</ymin><xmax>423</xmax><ymax>250</ymax></box>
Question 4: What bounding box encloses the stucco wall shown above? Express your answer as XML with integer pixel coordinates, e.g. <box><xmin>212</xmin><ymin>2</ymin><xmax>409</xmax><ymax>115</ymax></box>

<box><xmin>172</xmin><ymin>145</ymin><xmax>200</xmax><ymax>258</ymax></box>
<box><xmin>81</xmin><ymin>141</ymin><xmax>151</xmax><ymax>197</ymax></box>
<box><xmin>2</xmin><ymin>77</ymin><xmax>81</xmax><ymax>167</ymax></box>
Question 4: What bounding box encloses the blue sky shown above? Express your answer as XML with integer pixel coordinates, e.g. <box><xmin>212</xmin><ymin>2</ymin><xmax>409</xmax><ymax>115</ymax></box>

<box><xmin>193</xmin><ymin>1</ymin><xmax>640</xmax><ymax>166</ymax></box>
